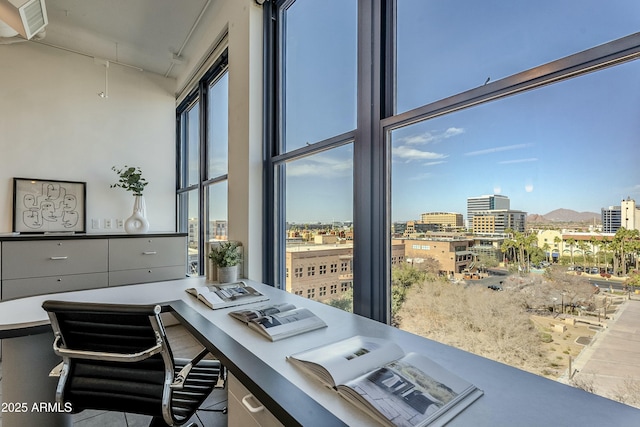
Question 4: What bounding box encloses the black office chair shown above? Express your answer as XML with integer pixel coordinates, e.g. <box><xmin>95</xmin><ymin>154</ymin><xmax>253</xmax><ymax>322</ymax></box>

<box><xmin>42</xmin><ymin>300</ymin><xmax>226</xmax><ymax>427</ymax></box>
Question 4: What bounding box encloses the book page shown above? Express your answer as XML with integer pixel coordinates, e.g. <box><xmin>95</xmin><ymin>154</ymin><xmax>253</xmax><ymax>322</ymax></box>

<box><xmin>289</xmin><ymin>336</ymin><xmax>405</xmax><ymax>386</ymax></box>
<box><xmin>185</xmin><ymin>282</ymin><xmax>267</xmax><ymax>309</ymax></box>
<box><xmin>339</xmin><ymin>352</ymin><xmax>482</xmax><ymax>427</ymax></box>
<box><xmin>250</xmin><ymin>307</ymin><xmax>327</xmax><ymax>341</ymax></box>
<box><xmin>229</xmin><ymin>303</ymin><xmax>297</xmax><ymax>323</ymax></box>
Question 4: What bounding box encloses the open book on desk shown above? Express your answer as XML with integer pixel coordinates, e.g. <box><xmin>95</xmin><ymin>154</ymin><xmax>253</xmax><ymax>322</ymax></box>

<box><xmin>288</xmin><ymin>336</ymin><xmax>483</xmax><ymax>427</ymax></box>
<box><xmin>229</xmin><ymin>303</ymin><xmax>327</xmax><ymax>341</ymax></box>
<box><xmin>185</xmin><ymin>281</ymin><xmax>268</xmax><ymax>309</ymax></box>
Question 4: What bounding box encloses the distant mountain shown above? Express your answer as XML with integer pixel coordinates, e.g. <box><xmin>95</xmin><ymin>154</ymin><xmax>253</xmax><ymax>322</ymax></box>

<box><xmin>527</xmin><ymin>208</ymin><xmax>600</xmax><ymax>223</ymax></box>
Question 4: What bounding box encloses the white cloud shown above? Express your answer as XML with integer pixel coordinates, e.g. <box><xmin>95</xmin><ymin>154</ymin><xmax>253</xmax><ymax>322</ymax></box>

<box><xmin>494</xmin><ymin>186</ymin><xmax>502</xmax><ymax>194</ymax></box>
<box><xmin>465</xmin><ymin>143</ymin><xmax>532</xmax><ymax>156</ymax></box>
<box><xmin>443</xmin><ymin>127</ymin><xmax>465</xmax><ymax>138</ymax></box>
<box><xmin>286</xmin><ymin>155</ymin><xmax>353</xmax><ymax>178</ymax></box>
<box><xmin>397</xmin><ymin>127</ymin><xmax>465</xmax><ymax>145</ymax></box>
<box><xmin>498</xmin><ymin>158</ymin><xmax>538</xmax><ymax>164</ymax></box>
<box><xmin>392</xmin><ymin>145</ymin><xmax>449</xmax><ymax>162</ymax></box>
<box><xmin>525</xmin><ymin>184</ymin><xmax>534</xmax><ymax>192</ymax></box>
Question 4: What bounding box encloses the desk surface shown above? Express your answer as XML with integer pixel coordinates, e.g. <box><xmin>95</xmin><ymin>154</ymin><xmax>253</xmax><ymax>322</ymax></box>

<box><xmin>1</xmin><ymin>277</ymin><xmax>639</xmax><ymax>426</ymax></box>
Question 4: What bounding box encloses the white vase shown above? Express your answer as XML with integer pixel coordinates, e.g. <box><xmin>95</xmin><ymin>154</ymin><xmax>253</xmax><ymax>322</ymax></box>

<box><xmin>217</xmin><ymin>265</ymin><xmax>238</xmax><ymax>283</ymax></box>
<box><xmin>124</xmin><ymin>195</ymin><xmax>149</xmax><ymax>234</ymax></box>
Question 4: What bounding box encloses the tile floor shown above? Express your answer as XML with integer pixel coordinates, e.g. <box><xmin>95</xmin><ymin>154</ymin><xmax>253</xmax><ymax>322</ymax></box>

<box><xmin>0</xmin><ymin>324</ymin><xmax>228</xmax><ymax>427</ymax></box>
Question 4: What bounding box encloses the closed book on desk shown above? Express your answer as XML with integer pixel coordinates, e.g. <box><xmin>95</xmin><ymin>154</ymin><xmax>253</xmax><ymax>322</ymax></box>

<box><xmin>229</xmin><ymin>303</ymin><xmax>327</xmax><ymax>341</ymax></box>
<box><xmin>288</xmin><ymin>336</ymin><xmax>483</xmax><ymax>427</ymax></box>
<box><xmin>185</xmin><ymin>281</ymin><xmax>268</xmax><ymax>309</ymax></box>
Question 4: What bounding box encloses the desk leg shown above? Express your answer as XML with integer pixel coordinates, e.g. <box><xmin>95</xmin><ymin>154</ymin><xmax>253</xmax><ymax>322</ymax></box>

<box><xmin>2</xmin><ymin>332</ymin><xmax>72</xmax><ymax>427</ymax></box>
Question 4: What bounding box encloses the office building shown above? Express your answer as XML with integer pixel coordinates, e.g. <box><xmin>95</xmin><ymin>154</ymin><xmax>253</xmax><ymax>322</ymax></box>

<box><xmin>420</xmin><ymin>212</ymin><xmax>464</xmax><ymax>230</ymax></box>
<box><xmin>472</xmin><ymin>209</ymin><xmax>527</xmax><ymax>234</ymax></box>
<box><xmin>621</xmin><ymin>197</ymin><xmax>640</xmax><ymax>231</ymax></box>
<box><xmin>602</xmin><ymin>205</ymin><xmax>622</xmax><ymax>233</ymax></box>
<box><xmin>467</xmin><ymin>195</ymin><xmax>510</xmax><ymax>230</ymax></box>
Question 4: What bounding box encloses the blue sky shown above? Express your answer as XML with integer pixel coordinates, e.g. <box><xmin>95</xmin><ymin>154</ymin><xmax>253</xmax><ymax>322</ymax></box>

<box><xmin>282</xmin><ymin>0</ymin><xmax>639</xmax><ymax>223</ymax></box>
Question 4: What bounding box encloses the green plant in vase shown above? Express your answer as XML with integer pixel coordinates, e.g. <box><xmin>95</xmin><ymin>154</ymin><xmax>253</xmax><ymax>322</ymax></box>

<box><xmin>209</xmin><ymin>241</ymin><xmax>242</xmax><ymax>283</ymax></box>
<box><xmin>111</xmin><ymin>166</ymin><xmax>148</xmax><ymax>195</ymax></box>
<box><xmin>111</xmin><ymin>166</ymin><xmax>149</xmax><ymax>233</ymax></box>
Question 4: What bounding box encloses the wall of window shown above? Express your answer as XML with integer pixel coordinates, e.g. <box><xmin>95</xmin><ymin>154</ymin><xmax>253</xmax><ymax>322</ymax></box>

<box><xmin>267</xmin><ymin>0</ymin><xmax>357</xmax><ymax>311</ymax></box>
<box><xmin>177</xmin><ymin>53</ymin><xmax>229</xmax><ymax>275</ymax></box>
<box><xmin>267</xmin><ymin>0</ymin><xmax>639</xmax><ymax>402</ymax></box>
<box><xmin>267</xmin><ymin>1</ymin><xmax>640</xmax><ymax>319</ymax></box>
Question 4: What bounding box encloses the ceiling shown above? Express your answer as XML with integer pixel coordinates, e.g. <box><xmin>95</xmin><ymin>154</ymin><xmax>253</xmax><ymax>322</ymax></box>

<box><xmin>3</xmin><ymin>0</ymin><xmax>218</xmax><ymax>79</ymax></box>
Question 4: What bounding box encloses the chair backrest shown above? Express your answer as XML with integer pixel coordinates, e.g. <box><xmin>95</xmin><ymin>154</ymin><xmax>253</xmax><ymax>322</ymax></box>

<box><xmin>42</xmin><ymin>300</ymin><xmax>176</xmax><ymax>423</ymax></box>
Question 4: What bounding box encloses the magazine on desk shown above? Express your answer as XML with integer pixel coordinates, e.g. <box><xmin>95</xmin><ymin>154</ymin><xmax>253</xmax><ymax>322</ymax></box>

<box><xmin>185</xmin><ymin>281</ymin><xmax>268</xmax><ymax>309</ymax></box>
<box><xmin>287</xmin><ymin>336</ymin><xmax>483</xmax><ymax>427</ymax></box>
<box><xmin>229</xmin><ymin>303</ymin><xmax>327</xmax><ymax>341</ymax></box>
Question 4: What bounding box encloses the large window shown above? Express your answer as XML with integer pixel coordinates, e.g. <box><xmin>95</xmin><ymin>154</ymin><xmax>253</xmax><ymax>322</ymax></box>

<box><xmin>269</xmin><ymin>0</ymin><xmax>357</xmax><ymax>311</ymax></box>
<box><xmin>268</xmin><ymin>0</ymin><xmax>640</xmax><ymax>401</ymax></box>
<box><xmin>177</xmin><ymin>53</ymin><xmax>229</xmax><ymax>275</ymax></box>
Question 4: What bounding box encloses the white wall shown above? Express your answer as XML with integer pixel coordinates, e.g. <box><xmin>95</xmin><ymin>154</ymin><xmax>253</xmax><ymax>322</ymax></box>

<box><xmin>0</xmin><ymin>42</ymin><xmax>177</xmax><ymax>233</ymax></box>
<box><xmin>0</xmin><ymin>0</ymin><xmax>264</xmax><ymax>280</ymax></box>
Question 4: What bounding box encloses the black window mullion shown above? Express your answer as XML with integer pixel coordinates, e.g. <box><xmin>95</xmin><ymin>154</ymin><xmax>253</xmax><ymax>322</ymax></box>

<box><xmin>197</xmin><ymin>79</ymin><xmax>208</xmax><ymax>276</ymax></box>
<box><xmin>353</xmin><ymin>0</ymin><xmax>389</xmax><ymax>323</ymax></box>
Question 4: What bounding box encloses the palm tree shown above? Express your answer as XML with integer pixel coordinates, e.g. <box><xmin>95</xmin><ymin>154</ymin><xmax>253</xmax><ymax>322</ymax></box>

<box><xmin>577</xmin><ymin>241</ymin><xmax>590</xmax><ymax>270</ymax></box>
<box><xmin>553</xmin><ymin>236</ymin><xmax>562</xmax><ymax>263</ymax></box>
<box><xmin>590</xmin><ymin>236</ymin><xmax>600</xmax><ymax>269</ymax></box>
<box><xmin>542</xmin><ymin>243</ymin><xmax>551</xmax><ymax>263</ymax></box>
<box><xmin>566</xmin><ymin>237</ymin><xmax>576</xmax><ymax>265</ymax></box>
<box><xmin>612</xmin><ymin>228</ymin><xmax>637</xmax><ymax>276</ymax></box>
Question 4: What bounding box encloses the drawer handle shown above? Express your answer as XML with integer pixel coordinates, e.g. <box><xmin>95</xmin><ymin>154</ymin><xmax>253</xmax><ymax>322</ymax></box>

<box><xmin>241</xmin><ymin>394</ymin><xmax>264</xmax><ymax>413</ymax></box>
<box><xmin>143</xmin><ymin>251</ymin><xmax>157</xmax><ymax>255</ymax></box>
<box><xmin>50</xmin><ymin>256</ymin><xmax>68</xmax><ymax>260</ymax></box>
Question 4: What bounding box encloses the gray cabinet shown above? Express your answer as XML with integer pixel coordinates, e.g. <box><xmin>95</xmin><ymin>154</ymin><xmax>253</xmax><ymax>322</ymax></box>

<box><xmin>0</xmin><ymin>234</ymin><xmax>186</xmax><ymax>300</ymax></box>
<box><xmin>108</xmin><ymin>237</ymin><xmax>186</xmax><ymax>286</ymax></box>
<box><xmin>1</xmin><ymin>239</ymin><xmax>108</xmax><ymax>300</ymax></box>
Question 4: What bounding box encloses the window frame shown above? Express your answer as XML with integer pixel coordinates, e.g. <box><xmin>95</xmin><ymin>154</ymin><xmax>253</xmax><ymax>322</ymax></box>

<box><xmin>264</xmin><ymin>0</ymin><xmax>640</xmax><ymax>324</ymax></box>
<box><xmin>176</xmin><ymin>51</ymin><xmax>229</xmax><ymax>275</ymax></box>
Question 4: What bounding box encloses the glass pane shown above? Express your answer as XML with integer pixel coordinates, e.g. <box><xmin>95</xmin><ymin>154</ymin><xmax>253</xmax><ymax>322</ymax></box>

<box><xmin>391</xmin><ymin>61</ymin><xmax>639</xmax><ymax>383</ymax></box>
<box><xmin>283</xmin><ymin>0</ymin><xmax>357</xmax><ymax>150</ymax></box>
<box><xmin>186</xmin><ymin>101</ymin><xmax>200</xmax><ymax>187</ymax></box>
<box><xmin>207</xmin><ymin>72</ymin><xmax>229</xmax><ymax>178</ymax></box>
<box><xmin>396</xmin><ymin>0</ymin><xmax>640</xmax><ymax>113</ymax></box>
<box><xmin>206</xmin><ymin>180</ymin><xmax>228</xmax><ymax>243</ymax></box>
<box><xmin>179</xmin><ymin>190</ymin><xmax>200</xmax><ymax>276</ymax></box>
<box><xmin>284</xmin><ymin>144</ymin><xmax>354</xmax><ymax>311</ymax></box>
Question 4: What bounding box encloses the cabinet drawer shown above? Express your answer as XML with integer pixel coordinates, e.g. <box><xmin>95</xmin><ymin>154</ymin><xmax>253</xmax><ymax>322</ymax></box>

<box><xmin>228</xmin><ymin>374</ymin><xmax>283</xmax><ymax>427</ymax></box>
<box><xmin>109</xmin><ymin>237</ymin><xmax>186</xmax><ymax>271</ymax></box>
<box><xmin>108</xmin><ymin>266</ymin><xmax>185</xmax><ymax>287</ymax></box>
<box><xmin>1</xmin><ymin>272</ymin><xmax>108</xmax><ymax>300</ymax></box>
<box><xmin>1</xmin><ymin>240</ymin><xmax>108</xmax><ymax>280</ymax></box>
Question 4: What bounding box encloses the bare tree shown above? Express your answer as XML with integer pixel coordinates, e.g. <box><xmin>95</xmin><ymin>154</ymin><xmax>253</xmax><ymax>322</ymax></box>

<box><xmin>398</xmin><ymin>277</ymin><xmax>548</xmax><ymax>373</ymax></box>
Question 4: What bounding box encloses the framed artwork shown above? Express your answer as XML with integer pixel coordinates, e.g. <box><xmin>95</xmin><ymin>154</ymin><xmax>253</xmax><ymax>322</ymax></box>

<box><xmin>12</xmin><ymin>178</ymin><xmax>86</xmax><ymax>233</ymax></box>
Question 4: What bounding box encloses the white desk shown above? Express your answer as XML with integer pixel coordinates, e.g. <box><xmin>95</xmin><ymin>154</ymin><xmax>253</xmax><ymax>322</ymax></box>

<box><xmin>2</xmin><ymin>277</ymin><xmax>640</xmax><ymax>427</ymax></box>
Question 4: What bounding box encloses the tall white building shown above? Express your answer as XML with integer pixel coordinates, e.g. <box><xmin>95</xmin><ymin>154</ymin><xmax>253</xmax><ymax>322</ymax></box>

<box><xmin>621</xmin><ymin>197</ymin><xmax>640</xmax><ymax>231</ymax></box>
<box><xmin>602</xmin><ymin>198</ymin><xmax>640</xmax><ymax>233</ymax></box>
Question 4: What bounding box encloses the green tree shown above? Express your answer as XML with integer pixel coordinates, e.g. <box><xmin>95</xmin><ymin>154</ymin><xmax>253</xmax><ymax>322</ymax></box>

<box><xmin>326</xmin><ymin>288</ymin><xmax>353</xmax><ymax>313</ymax></box>
<box><xmin>542</xmin><ymin>243</ymin><xmax>551</xmax><ymax>263</ymax></box>
<box><xmin>391</xmin><ymin>263</ymin><xmax>426</xmax><ymax>324</ymax></box>
<box><xmin>577</xmin><ymin>241</ymin><xmax>590</xmax><ymax>270</ymax></box>
<box><xmin>565</xmin><ymin>238</ymin><xmax>576</xmax><ymax>265</ymax></box>
<box><xmin>612</xmin><ymin>228</ymin><xmax>639</xmax><ymax>276</ymax></box>
<box><xmin>553</xmin><ymin>236</ymin><xmax>562</xmax><ymax>263</ymax></box>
